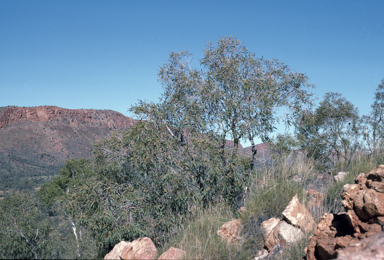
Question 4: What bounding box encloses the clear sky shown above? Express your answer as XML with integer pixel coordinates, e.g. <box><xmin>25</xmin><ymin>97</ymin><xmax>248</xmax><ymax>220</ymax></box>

<box><xmin>1</xmin><ymin>0</ymin><xmax>383</xmax><ymax>136</ymax></box>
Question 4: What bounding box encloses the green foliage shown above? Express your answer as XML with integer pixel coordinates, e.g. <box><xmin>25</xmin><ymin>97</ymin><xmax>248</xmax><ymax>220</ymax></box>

<box><xmin>296</xmin><ymin>92</ymin><xmax>361</xmax><ymax>168</ymax></box>
<box><xmin>270</xmin><ymin>132</ymin><xmax>300</xmax><ymax>156</ymax></box>
<box><xmin>137</xmin><ymin>35</ymin><xmax>312</xmax><ymax>203</ymax></box>
<box><xmin>362</xmin><ymin>77</ymin><xmax>384</xmax><ymax>153</ymax></box>
<box><xmin>37</xmin><ymin>37</ymin><xmax>313</xmax><ymax>256</ymax></box>
<box><xmin>0</xmin><ymin>191</ymin><xmax>63</xmax><ymax>259</ymax></box>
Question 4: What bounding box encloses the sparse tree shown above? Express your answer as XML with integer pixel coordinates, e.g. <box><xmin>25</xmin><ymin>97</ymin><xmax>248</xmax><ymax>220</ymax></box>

<box><xmin>296</xmin><ymin>92</ymin><xmax>361</xmax><ymax>168</ymax></box>
<box><xmin>149</xmin><ymin>36</ymin><xmax>313</xmax><ymax>202</ymax></box>
<box><xmin>362</xmin><ymin>77</ymin><xmax>384</xmax><ymax>153</ymax></box>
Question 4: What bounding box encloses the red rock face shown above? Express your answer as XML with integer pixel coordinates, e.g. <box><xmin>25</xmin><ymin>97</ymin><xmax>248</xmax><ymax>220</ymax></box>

<box><xmin>0</xmin><ymin>106</ymin><xmax>136</xmax><ymax>130</ymax></box>
<box><xmin>0</xmin><ymin>106</ymin><xmax>136</xmax><ymax>189</ymax></box>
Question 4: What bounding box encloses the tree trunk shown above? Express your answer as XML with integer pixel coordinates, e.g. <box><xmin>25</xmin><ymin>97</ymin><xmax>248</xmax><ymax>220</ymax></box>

<box><xmin>69</xmin><ymin>218</ymin><xmax>81</xmax><ymax>258</ymax></box>
<box><xmin>250</xmin><ymin>139</ymin><xmax>257</xmax><ymax>170</ymax></box>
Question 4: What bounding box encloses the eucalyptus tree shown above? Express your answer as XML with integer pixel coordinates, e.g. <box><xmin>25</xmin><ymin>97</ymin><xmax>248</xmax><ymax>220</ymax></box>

<box><xmin>296</xmin><ymin>92</ymin><xmax>361</xmax><ymax>167</ymax></box>
<box><xmin>150</xmin><ymin>36</ymin><xmax>313</xmax><ymax>201</ymax></box>
<box><xmin>0</xmin><ymin>191</ymin><xmax>62</xmax><ymax>259</ymax></box>
<box><xmin>363</xmin><ymin>77</ymin><xmax>384</xmax><ymax>153</ymax></box>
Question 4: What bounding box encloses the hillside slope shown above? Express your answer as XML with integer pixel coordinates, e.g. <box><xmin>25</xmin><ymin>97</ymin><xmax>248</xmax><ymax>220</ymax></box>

<box><xmin>0</xmin><ymin>106</ymin><xmax>136</xmax><ymax>190</ymax></box>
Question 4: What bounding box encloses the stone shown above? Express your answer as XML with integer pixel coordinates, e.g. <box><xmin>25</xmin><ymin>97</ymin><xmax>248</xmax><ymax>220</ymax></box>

<box><xmin>355</xmin><ymin>173</ymin><xmax>367</xmax><ymax>186</ymax></box>
<box><xmin>158</xmin><ymin>247</ymin><xmax>186</xmax><ymax>260</ymax></box>
<box><xmin>120</xmin><ymin>237</ymin><xmax>158</xmax><ymax>260</ymax></box>
<box><xmin>260</xmin><ymin>218</ymin><xmax>280</xmax><ymax>240</ymax></box>
<box><xmin>367</xmin><ymin>180</ymin><xmax>384</xmax><ymax>193</ymax></box>
<box><xmin>253</xmin><ymin>249</ymin><xmax>268</xmax><ymax>260</ymax></box>
<box><xmin>264</xmin><ymin>221</ymin><xmax>304</xmax><ymax>250</ymax></box>
<box><xmin>104</xmin><ymin>241</ymin><xmax>131</xmax><ymax>260</ymax></box>
<box><xmin>336</xmin><ymin>232</ymin><xmax>384</xmax><ymax>260</ymax></box>
<box><xmin>304</xmin><ymin>165</ymin><xmax>384</xmax><ymax>260</ymax></box>
<box><xmin>354</xmin><ymin>189</ymin><xmax>384</xmax><ymax>221</ymax></box>
<box><xmin>334</xmin><ymin>172</ymin><xmax>349</xmax><ymax>182</ymax></box>
<box><xmin>341</xmin><ymin>184</ymin><xmax>360</xmax><ymax>210</ymax></box>
<box><xmin>282</xmin><ymin>194</ymin><xmax>316</xmax><ymax>233</ymax></box>
<box><xmin>367</xmin><ymin>165</ymin><xmax>384</xmax><ymax>182</ymax></box>
<box><xmin>217</xmin><ymin>219</ymin><xmax>242</xmax><ymax>245</ymax></box>
<box><xmin>304</xmin><ymin>213</ymin><xmax>356</xmax><ymax>260</ymax></box>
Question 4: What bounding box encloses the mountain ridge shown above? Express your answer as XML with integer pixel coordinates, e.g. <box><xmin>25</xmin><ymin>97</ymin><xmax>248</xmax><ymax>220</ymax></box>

<box><xmin>0</xmin><ymin>106</ymin><xmax>137</xmax><ymax>190</ymax></box>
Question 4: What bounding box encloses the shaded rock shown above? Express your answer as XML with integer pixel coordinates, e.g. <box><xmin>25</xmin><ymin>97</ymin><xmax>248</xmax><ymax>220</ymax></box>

<box><xmin>334</xmin><ymin>172</ymin><xmax>349</xmax><ymax>182</ymax></box>
<box><xmin>304</xmin><ymin>213</ymin><xmax>356</xmax><ymax>260</ymax></box>
<box><xmin>158</xmin><ymin>247</ymin><xmax>186</xmax><ymax>260</ymax></box>
<box><xmin>253</xmin><ymin>249</ymin><xmax>268</xmax><ymax>260</ymax></box>
<box><xmin>104</xmin><ymin>241</ymin><xmax>130</xmax><ymax>260</ymax></box>
<box><xmin>354</xmin><ymin>189</ymin><xmax>384</xmax><ymax>221</ymax></box>
<box><xmin>305</xmin><ymin>167</ymin><xmax>384</xmax><ymax>260</ymax></box>
<box><xmin>341</xmin><ymin>184</ymin><xmax>360</xmax><ymax>210</ymax></box>
<box><xmin>264</xmin><ymin>221</ymin><xmax>304</xmax><ymax>250</ymax></box>
<box><xmin>217</xmin><ymin>219</ymin><xmax>242</xmax><ymax>245</ymax></box>
<box><xmin>336</xmin><ymin>232</ymin><xmax>384</xmax><ymax>260</ymax></box>
<box><xmin>282</xmin><ymin>194</ymin><xmax>316</xmax><ymax>233</ymax></box>
<box><xmin>120</xmin><ymin>237</ymin><xmax>158</xmax><ymax>260</ymax></box>
<box><xmin>367</xmin><ymin>165</ymin><xmax>384</xmax><ymax>182</ymax></box>
<box><xmin>354</xmin><ymin>173</ymin><xmax>367</xmax><ymax>187</ymax></box>
<box><xmin>261</xmin><ymin>218</ymin><xmax>280</xmax><ymax>240</ymax></box>
<box><xmin>367</xmin><ymin>180</ymin><xmax>384</xmax><ymax>193</ymax></box>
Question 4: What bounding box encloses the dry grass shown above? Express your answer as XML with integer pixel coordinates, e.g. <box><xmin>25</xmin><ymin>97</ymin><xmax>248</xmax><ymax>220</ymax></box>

<box><xmin>158</xmin><ymin>149</ymin><xmax>384</xmax><ymax>260</ymax></box>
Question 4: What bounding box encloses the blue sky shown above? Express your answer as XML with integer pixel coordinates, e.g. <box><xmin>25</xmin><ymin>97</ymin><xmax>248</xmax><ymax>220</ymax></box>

<box><xmin>1</xmin><ymin>0</ymin><xmax>383</xmax><ymax>142</ymax></box>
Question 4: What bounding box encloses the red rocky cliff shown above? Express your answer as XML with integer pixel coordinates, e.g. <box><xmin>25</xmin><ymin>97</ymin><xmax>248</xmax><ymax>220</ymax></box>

<box><xmin>0</xmin><ymin>106</ymin><xmax>136</xmax><ymax>130</ymax></box>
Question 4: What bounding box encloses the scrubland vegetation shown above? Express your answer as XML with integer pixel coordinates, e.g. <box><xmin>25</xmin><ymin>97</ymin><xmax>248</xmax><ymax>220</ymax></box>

<box><xmin>1</xmin><ymin>37</ymin><xmax>384</xmax><ymax>259</ymax></box>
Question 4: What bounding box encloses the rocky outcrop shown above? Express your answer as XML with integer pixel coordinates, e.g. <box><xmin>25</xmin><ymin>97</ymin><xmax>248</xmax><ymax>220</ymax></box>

<box><xmin>104</xmin><ymin>238</ymin><xmax>187</xmax><ymax>260</ymax></box>
<box><xmin>158</xmin><ymin>247</ymin><xmax>186</xmax><ymax>260</ymax></box>
<box><xmin>304</xmin><ymin>165</ymin><xmax>384</xmax><ymax>260</ymax></box>
<box><xmin>217</xmin><ymin>219</ymin><xmax>242</xmax><ymax>245</ymax></box>
<box><xmin>336</xmin><ymin>231</ymin><xmax>384</xmax><ymax>260</ymax></box>
<box><xmin>104</xmin><ymin>237</ymin><xmax>158</xmax><ymax>260</ymax></box>
<box><xmin>257</xmin><ymin>194</ymin><xmax>316</xmax><ymax>258</ymax></box>
<box><xmin>282</xmin><ymin>194</ymin><xmax>316</xmax><ymax>233</ymax></box>
<box><xmin>0</xmin><ymin>106</ymin><xmax>135</xmax><ymax>130</ymax></box>
<box><xmin>264</xmin><ymin>220</ymin><xmax>304</xmax><ymax>250</ymax></box>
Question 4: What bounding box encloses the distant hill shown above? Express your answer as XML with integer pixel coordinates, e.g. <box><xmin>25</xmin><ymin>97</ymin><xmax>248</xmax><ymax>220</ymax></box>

<box><xmin>0</xmin><ymin>106</ymin><xmax>136</xmax><ymax>191</ymax></box>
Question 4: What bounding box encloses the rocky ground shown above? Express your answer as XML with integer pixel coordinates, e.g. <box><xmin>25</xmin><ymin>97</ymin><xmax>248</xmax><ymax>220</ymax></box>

<box><xmin>103</xmin><ymin>165</ymin><xmax>384</xmax><ymax>260</ymax></box>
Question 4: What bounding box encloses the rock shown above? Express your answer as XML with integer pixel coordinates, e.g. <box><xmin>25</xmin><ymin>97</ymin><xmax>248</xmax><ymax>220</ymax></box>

<box><xmin>367</xmin><ymin>165</ymin><xmax>384</xmax><ymax>182</ymax></box>
<box><xmin>354</xmin><ymin>189</ymin><xmax>384</xmax><ymax>221</ymax></box>
<box><xmin>104</xmin><ymin>237</ymin><xmax>158</xmax><ymax>260</ymax></box>
<box><xmin>282</xmin><ymin>194</ymin><xmax>316</xmax><ymax>233</ymax></box>
<box><xmin>120</xmin><ymin>237</ymin><xmax>158</xmax><ymax>260</ymax></box>
<box><xmin>305</xmin><ymin>166</ymin><xmax>384</xmax><ymax>260</ymax></box>
<box><xmin>264</xmin><ymin>221</ymin><xmax>304</xmax><ymax>250</ymax></box>
<box><xmin>336</xmin><ymin>232</ymin><xmax>384</xmax><ymax>260</ymax></box>
<box><xmin>158</xmin><ymin>247</ymin><xmax>186</xmax><ymax>260</ymax></box>
<box><xmin>304</xmin><ymin>213</ymin><xmax>356</xmax><ymax>260</ymax></box>
<box><xmin>367</xmin><ymin>180</ymin><xmax>384</xmax><ymax>193</ymax></box>
<box><xmin>355</xmin><ymin>173</ymin><xmax>367</xmax><ymax>187</ymax></box>
<box><xmin>334</xmin><ymin>172</ymin><xmax>349</xmax><ymax>182</ymax></box>
<box><xmin>104</xmin><ymin>241</ymin><xmax>130</xmax><ymax>260</ymax></box>
<box><xmin>341</xmin><ymin>184</ymin><xmax>360</xmax><ymax>210</ymax></box>
<box><xmin>253</xmin><ymin>249</ymin><xmax>268</xmax><ymax>260</ymax></box>
<box><xmin>217</xmin><ymin>219</ymin><xmax>242</xmax><ymax>245</ymax></box>
<box><xmin>260</xmin><ymin>218</ymin><xmax>280</xmax><ymax>240</ymax></box>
